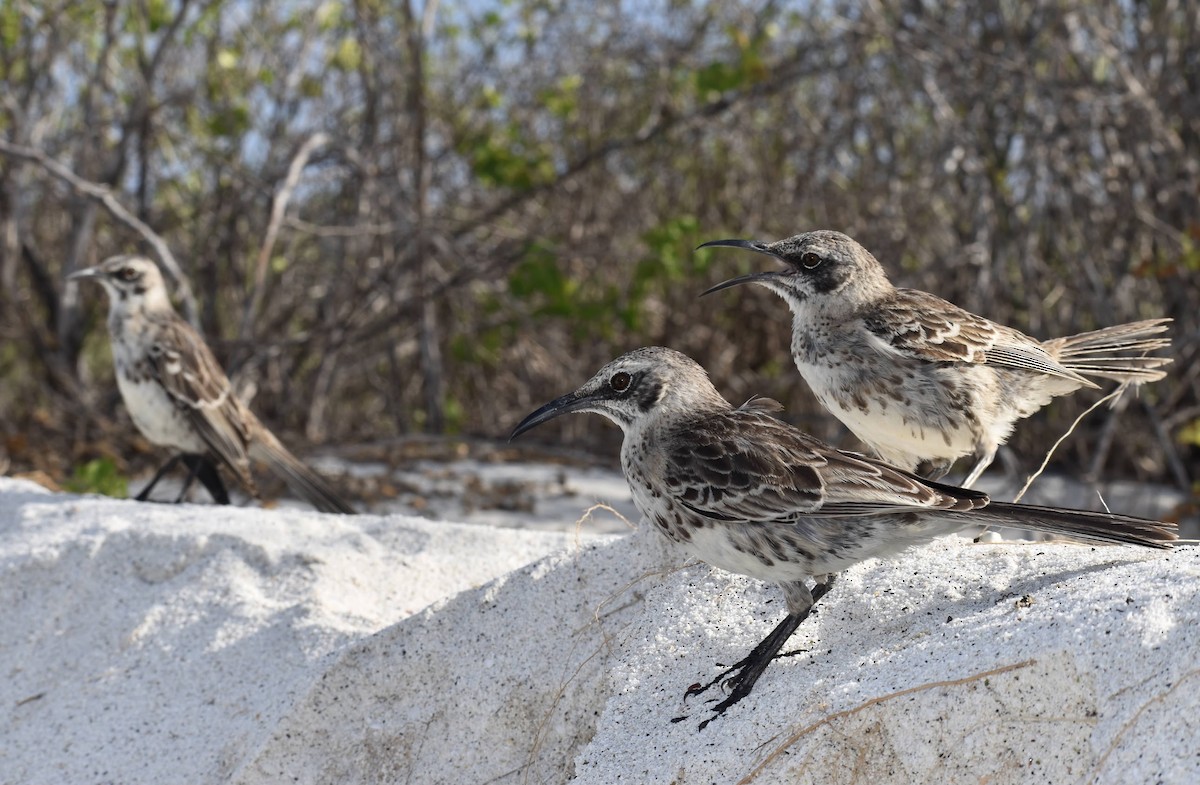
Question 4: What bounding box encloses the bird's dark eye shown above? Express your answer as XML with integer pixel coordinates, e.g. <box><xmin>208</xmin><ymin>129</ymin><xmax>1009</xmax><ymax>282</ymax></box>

<box><xmin>800</xmin><ymin>252</ymin><xmax>822</xmax><ymax>270</ymax></box>
<box><xmin>609</xmin><ymin>371</ymin><xmax>632</xmax><ymax>392</ymax></box>
<box><xmin>118</xmin><ymin>267</ymin><xmax>138</xmax><ymax>281</ymax></box>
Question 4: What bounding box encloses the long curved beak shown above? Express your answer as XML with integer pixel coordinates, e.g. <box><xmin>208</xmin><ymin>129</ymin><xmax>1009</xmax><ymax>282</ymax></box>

<box><xmin>697</xmin><ymin>238</ymin><xmax>778</xmax><ymax>255</ymax></box>
<box><xmin>509</xmin><ymin>391</ymin><xmax>591</xmax><ymax>441</ymax></box>
<box><xmin>68</xmin><ymin>266</ymin><xmax>104</xmax><ymax>282</ymax></box>
<box><xmin>698</xmin><ymin>238</ymin><xmax>785</xmax><ymax>296</ymax></box>
<box><xmin>701</xmin><ymin>270</ymin><xmax>786</xmax><ymax>296</ymax></box>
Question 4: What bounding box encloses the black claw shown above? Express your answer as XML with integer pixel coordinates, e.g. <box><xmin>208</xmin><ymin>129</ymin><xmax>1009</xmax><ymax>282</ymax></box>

<box><xmin>683</xmin><ymin>655</ymin><xmax>753</xmax><ymax>702</ymax></box>
<box><xmin>775</xmin><ymin>647</ymin><xmax>811</xmax><ymax>660</ymax></box>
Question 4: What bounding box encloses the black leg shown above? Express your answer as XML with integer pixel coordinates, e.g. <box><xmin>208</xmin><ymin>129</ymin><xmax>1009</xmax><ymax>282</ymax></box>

<box><xmin>134</xmin><ymin>455</ymin><xmax>183</xmax><ymax>501</ymax></box>
<box><xmin>917</xmin><ymin>458</ymin><xmax>953</xmax><ymax>481</ymax></box>
<box><xmin>186</xmin><ymin>455</ymin><xmax>230</xmax><ymax>505</ymax></box>
<box><xmin>174</xmin><ymin>454</ymin><xmax>203</xmax><ymax>503</ymax></box>
<box><xmin>683</xmin><ymin>579</ymin><xmax>836</xmax><ymax>730</ymax></box>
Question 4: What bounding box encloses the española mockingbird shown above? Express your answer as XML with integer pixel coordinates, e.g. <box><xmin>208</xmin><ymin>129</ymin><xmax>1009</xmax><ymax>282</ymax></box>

<box><xmin>511</xmin><ymin>347</ymin><xmax>1175</xmax><ymax>726</ymax></box>
<box><xmin>71</xmin><ymin>255</ymin><xmax>355</xmax><ymax>514</ymax></box>
<box><xmin>701</xmin><ymin>230</ymin><xmax>1171</xmax><ymax>487</ymax></box>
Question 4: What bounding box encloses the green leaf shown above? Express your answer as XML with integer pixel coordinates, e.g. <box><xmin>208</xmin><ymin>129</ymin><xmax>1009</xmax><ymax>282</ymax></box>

<box><xmin>206</xmin><ymin>103</ymin><xmax>250</xmax><ymax>137</ymax></box>
<box><xmin>299</xmin><ymin>74</ymin><xmax>324</xmax><ymax>98</ymax></box>
<box><xmin>146</xmin><ymin>0</ymin><xmax>171</xmax><ymax>32</ymax></box>
<box><xmin>480</xmin><ymin>85</ymin><xmax>502</xmax><ymax>109</ymax></box>
<box><xmin>216</xmin><ymin>49</ymin><xmax>239</xmax><ymax>69</ymax></box>
<box><xmin>331</xmin><ymin>37</ymin><xmax>361</xmax><ymax>71</ymax></box>
<box><xmin>695</xmin><ymin>61</ymin><xmax>741</xmax><ymax>97</ymax></box>
<box><xmin>315</xmin><ymin>0</ymin><xmax>342</xmax><ymax>30</ymax></box>
<box><xmin>508</xmin><ymin>244</ymin><xmax>566</xmax><ymax>301</ymax></box>
<box><xmin>468</xmin><ymin>125</ymin><xmax>555</xmax><ymax>191</ymax></box>
<box><xmin>64</xmin><ymin>458</ymin><xmax>129</xmax><ymax>498</ymax></box>
<box><xmin>0</xmin><ymin>3</ymin><xmax>20</xmax><ymax>50</ymax></box>
<box><xmin>442</xmin><ymin>396</ymin><xmax>464</xmax><ymax>433</ymax></box>
<box><xmin>1178</xmin><ymin>419</ymin><xmax>1200</xmax><ymax>448</ymax></box>
<box><xmin>640</xmin><ymin>215</ymin><xmax>702</xmax><ymax>280</ymax></box>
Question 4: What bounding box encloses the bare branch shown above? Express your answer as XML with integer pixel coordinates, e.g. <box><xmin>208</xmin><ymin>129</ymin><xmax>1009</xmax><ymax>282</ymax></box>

<box><xmin>1012</xmin><ymin>387</ymin><xmax>1125</xmax><ymax>504</ymax></box>
<box><xmin>239</xmin><ymin>132</ymin><xmax>331</xmax><ymax>342</ymax></box>
<box><xmin>0</xmin><ymin>138</ymin><xmax>200</xmax><ymax>326</ymax></box>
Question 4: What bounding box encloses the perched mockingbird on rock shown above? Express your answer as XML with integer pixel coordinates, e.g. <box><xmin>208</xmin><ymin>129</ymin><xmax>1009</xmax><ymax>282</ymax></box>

<box><xmin>700</xmin><ymin>230</ymin><xmax>1172</xmax><ymax>487</ymax></box>
<box><xmin>510</xmin><ymin>347</ymin><xmax>1174</xmax><ymax>726</ymax></box>
<box><xmin>71</xmin><ymin>255</ymin><xmax>356</xmax><ymax>514</ymax></box>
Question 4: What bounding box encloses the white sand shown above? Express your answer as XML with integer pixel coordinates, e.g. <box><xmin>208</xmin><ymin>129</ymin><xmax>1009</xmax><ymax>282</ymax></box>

<box><xmin>0</xmin><ymin>478</ymin><xmax>601</xmax><ymax>783</ymax></box>
<box><xmin>2</xmin><ymin>476</ymin><xmax>1197</xmax><ymax>784</ymax></box>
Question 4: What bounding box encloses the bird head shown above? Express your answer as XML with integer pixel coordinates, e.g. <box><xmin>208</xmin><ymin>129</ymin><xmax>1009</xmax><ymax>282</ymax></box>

<box><xmin>699</xmin><ymin>230</ymin><xmax>891</xmax><ymax>311</ymax></box>
<box><xmin>509</xmin><ymin>347</ymin><xmax>726</xmax><ymax>439</ymax></box>
<box><xmin>69</xmin><ymin>255</ymin><xmax>172</xmax><ymax>312</ymax></box>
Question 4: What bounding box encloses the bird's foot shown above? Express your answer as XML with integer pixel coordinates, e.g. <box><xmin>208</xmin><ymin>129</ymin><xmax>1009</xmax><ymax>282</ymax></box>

<box><xmin>683</xmin><ymin>653</ymin><xmax>754</xmax><ymax>702</ymax></box>
<box><xmin>671</xmin><ymin>584</ymin><xmax>832</xmax><ymax>730</ymax></box>
<box><xmin>676</xmin><ymin>613</ymin><xmax>807</xmax><ymax>730</ymax></box>
<box><xmin>684</xmin><ymin>655</ymin><xmax>764</xmax><ymax>730</ymax></box>
<box><xmin>916</xmin><ymin>458</ymin><xmax>954</xmax><ymax>481</ymax></box>
<box><xmin>688</xmin><ymin>649</ymin><xmax>810</xmax><ymax>725</ymax></box>
<box><xmin>671</xmin><ymin>654</ymin><xmax>757</xmax><ymax>727</ymax></box>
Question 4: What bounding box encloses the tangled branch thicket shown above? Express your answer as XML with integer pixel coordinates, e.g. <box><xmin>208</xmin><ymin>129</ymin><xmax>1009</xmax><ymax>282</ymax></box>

<box><xmin>1</xmin><ymin>1</ymin><xmax>1197</xmax><ymax>489</ymax></box>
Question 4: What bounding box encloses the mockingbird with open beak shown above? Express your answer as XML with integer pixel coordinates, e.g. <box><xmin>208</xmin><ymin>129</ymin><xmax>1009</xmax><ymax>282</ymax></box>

<box><xmin>701</xmin><ymin>230</ymin><xmax>1172</xmax><ymax>486</ymax></box>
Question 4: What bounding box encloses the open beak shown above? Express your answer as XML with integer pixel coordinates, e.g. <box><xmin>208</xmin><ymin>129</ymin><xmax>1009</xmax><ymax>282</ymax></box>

<box><xmin>509</xmin><ymin>390</ymin><xmax>593</xmax><ymax>441</ymax></box>
<box><xmin>68</xmin><ymin>266</ymin><xmax>104</xmax><ymax>282</ymax></box>
<box><xmin>701</xmin><ymin>269</ymin><xmax>787</xmax><ymax>296</ymax></box>
<box><xmin>698</xmin><ymin>239</ymin><xmax>787</xmax><ymax>297</ymax></box>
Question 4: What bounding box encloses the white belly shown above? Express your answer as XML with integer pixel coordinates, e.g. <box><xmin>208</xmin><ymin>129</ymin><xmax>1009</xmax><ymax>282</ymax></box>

<box><xmin>678</xmin><ymin>524</ymin><xmax>815</xmax><ymax>583</ymax></box>
<box><xmin>116</xmin><ymin>373</ymin><xmax>206</xmax><ymax>453</ymax></box>
<box><xmin>825</xmin><ymin>389</ymin><xmax>973</xmax><ymax>461</ymax></box>
<box><xmin>797</xmin><ymin>360</ymin><xmax>977</xmax><ymax>466</ymax></box>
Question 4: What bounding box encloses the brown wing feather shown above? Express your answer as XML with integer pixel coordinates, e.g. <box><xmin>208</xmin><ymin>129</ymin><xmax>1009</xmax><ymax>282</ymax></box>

<box><xmin>664</xmin><ymin>409</ymin><xmax>986</xmax><ymax>523</ymax></box>
<box><xmin>145</xmin><ymin>315</ymin><xmax>253</xmax><ymax>474</ymax></box>
<box><xmin>866</xmin><ymin>289</ymin><xmax>1089</xmax><ymax>383</ymax></box>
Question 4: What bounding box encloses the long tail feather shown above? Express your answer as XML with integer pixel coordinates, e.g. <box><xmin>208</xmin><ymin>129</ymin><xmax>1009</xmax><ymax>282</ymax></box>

<box><xmin>1045</xmin><ymin>318</ymin><xmax>1173</xmax><ymax>384</ymax></box>
<box><xmin>969</xmin><ymin>501</ymin><xmax>1176</xmax><ymax>549</ymax></box>
<box><xmin>250</xmin><ymin>432</ymin><xmax>357</xmax><ymax>514</ymax></box>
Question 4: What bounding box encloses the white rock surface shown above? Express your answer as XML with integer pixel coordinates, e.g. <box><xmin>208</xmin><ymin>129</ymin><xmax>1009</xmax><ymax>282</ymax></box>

<box><xmin>2</xmin><ymin>476</ymin><xmax>1197</xmax><ymax>784</ymax></box>
<box><xmin>0</xmin><ymin>478</ymin><xmax>597</xmax><ymax>784</ymax></box>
